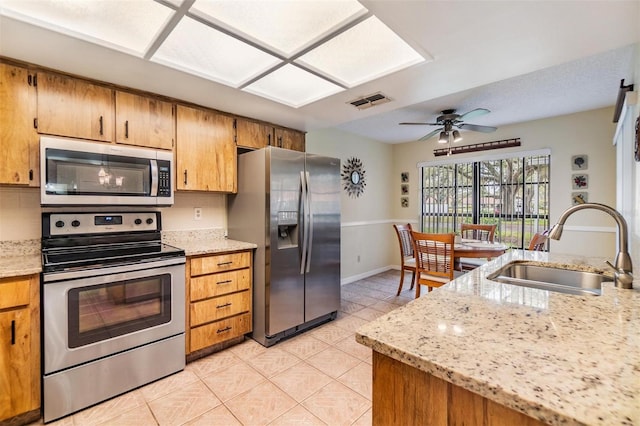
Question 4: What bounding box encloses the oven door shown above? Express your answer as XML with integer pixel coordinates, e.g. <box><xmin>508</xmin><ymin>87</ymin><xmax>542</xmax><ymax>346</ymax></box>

<box><xmin>43</xmin><ymin>258</ymin><xmax>185</xmax><ymax>374</ymax></box>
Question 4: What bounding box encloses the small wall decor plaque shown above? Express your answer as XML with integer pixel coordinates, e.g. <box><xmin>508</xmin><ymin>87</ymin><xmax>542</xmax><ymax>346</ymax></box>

<box><xmin>572</xmin><ymin>174</ymin><xmax>588</xmax><ymax>189</ymax></box>
<box><xmin>571</xmin><ymin>192</ymin><xmax>588</xmax><ymax>205</ymax></box>
<box><xmin>401</xmin><ymin>172</ymin><xmax>409</xmax><ymax>183</ymax></box>
<box><xmin>341</xmin><ymin>157</ymin><xmax>366</xmax><ymax>198</ymax></box>
<box><xmin>401</xmin><ymin>184</ymin><xmax>409</xmax><ymax>195</ymax></box>
<box><xmin>571</xmin><ymin>155</ymin><xmax>588</xmax><ymax>170</ymax></box>
<box><xmin>401</xmin><ymin>197</ymin><xmax>409</xmax><ymax>208</ymax></box>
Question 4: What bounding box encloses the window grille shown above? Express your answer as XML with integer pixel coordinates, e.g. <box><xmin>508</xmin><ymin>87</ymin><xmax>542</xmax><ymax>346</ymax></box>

<box><xmin>420</xmin><ymin>152</ymin><xmax>550</xmax><ymax>250</ymax></box>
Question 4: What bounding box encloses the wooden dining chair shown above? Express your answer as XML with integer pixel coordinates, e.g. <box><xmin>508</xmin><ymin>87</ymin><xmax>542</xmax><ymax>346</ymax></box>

<box><xmin>393</xmin><ymin>224</ymin><xmax>417</xmax><ymax>296</ymax></box>
<box><xmin>528</xmin><ymin>231</ymin><xmax>549</xmax><ymax>251</ymax></box>
<box><xmin>459</xmin><ymin>223</ymin><xmax>497</xmax><ymax>270</ymax></box>
<box><xmin>411</xmin><ymin>231</ymin><xmax>458</xmax><ymax>298</ymax></box>
<box><xmin>460</xmin><ymin>223</ymin><xmax>496</xmax><ymax>242</ymax></box>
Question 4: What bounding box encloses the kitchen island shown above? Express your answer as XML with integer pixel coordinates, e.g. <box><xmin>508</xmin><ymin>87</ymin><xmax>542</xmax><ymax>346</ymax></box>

<box><xmin>356</xmin><ymin>250</ymin><xmax>640</xmax><ymax>425</ymax></box>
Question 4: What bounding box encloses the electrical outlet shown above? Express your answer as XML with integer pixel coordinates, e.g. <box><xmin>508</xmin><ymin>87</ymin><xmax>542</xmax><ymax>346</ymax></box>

<box><xmin>194</xmin><ymin>207</ymin><xmax>202</xmax><ymax>220</ymax></box>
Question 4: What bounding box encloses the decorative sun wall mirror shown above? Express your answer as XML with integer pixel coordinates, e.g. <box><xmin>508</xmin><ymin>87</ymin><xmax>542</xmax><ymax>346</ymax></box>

<box><xmin>341</xmin><ymin>157</ymin><xmax>366</xmax><ymax>198</ymax></box>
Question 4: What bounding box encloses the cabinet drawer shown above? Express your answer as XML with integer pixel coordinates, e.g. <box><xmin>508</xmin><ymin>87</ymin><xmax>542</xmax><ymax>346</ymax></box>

<box><xmin>0</xmin><ymin>277</ymin><xmax>30</xmax><ymax>310</ymax></box>
<box><xmin>190</xmin><ymin>251</ymin><xmax>250</xmax><ymax>276</ymax></box>
<box><xmin>190</xmin><ymin>290</ymin><xmax>251</xmax><ymax>326</ymax></box>
<box><xmin>190</xmin><ymin>313</ymin><xmax>252</xmax><ymax>352</ymax></box>
<box><xmin>190</xmin><ymin>268</ymin><xmax>251</xmax><ymax>301</ymax></box>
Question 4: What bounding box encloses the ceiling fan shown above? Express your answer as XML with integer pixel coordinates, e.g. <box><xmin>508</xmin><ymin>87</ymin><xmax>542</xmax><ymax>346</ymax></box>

<box><xmin>400</xmin><ymin>108</ymin><xmax>497</xmax><ymax>142</ymax></box>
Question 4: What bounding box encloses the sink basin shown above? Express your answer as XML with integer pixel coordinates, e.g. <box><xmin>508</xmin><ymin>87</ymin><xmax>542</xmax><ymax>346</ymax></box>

<box><xmin>486</xmin><ymin>262</ymin><xmax>610</xmax><ymax>296</ymax></box>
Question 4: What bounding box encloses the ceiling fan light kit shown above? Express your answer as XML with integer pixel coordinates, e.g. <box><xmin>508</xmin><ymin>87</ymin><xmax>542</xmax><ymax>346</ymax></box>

<box><xmin>400</xmin><ymin>108</ymin><xmax>497</xmax><ymax>142</ymax></box>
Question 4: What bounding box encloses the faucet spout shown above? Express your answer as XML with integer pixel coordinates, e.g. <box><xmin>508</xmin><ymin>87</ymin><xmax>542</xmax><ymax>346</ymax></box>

<box><xmin>548</xmin><ymin>203</ymin><xmax>633</xmax><ymax>289</ymax></box>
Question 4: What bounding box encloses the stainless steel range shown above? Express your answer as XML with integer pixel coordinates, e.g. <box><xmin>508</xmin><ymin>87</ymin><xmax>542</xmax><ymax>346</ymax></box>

<box><xmin>41</xmin><ymin>211</ymin><xmax>185</xmax><ymax>423</ymax></box>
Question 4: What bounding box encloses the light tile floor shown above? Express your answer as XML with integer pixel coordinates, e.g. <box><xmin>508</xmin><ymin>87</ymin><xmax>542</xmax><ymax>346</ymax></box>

<box><xmin>35</xmin><ymin>270</ymin><xmax>414</xmax><ymax>426</ymax></box>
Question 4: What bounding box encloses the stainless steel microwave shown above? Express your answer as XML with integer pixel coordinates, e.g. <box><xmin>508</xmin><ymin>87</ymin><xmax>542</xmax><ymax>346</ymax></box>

<box><xmin>40</xmin><ymin>136</ymin><xmax>174</xmax><ymax>206</ymax></box>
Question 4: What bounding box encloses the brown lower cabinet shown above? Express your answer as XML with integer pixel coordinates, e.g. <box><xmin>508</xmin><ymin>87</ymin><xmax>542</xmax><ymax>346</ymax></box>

<box><xmin>186</xmin><ymin>250</ymin><xmax>253</xmax><ymax>356</ymax></box>
<box><xmin>0</xmin><ymin>275</ymin><xmax>40</xmax><ymax>424</ymax></box>
<box><xmin>372</xmin><ymin>352</ymin><xmax>545</xmax><ymax>426</ymax></box>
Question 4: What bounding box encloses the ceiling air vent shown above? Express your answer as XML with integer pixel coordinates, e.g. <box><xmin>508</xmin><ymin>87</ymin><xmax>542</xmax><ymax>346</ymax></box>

<box><xmin>348</xmin><ymin>92</ymin><xmax>392</xmax><ymax>110</ymax></box>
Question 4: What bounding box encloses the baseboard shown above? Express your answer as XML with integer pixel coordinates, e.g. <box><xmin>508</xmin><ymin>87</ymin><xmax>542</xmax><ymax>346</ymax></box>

<box><xmin>341</xmin><ymin>265</ymin><xmax>395</xmax><ymax>285</ymax></box>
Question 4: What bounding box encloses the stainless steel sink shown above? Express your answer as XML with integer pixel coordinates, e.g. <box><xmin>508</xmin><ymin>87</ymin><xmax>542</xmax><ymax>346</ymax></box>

<box><xmin>486</xmin><ymin>262</ymin><xmax>611</xmax><ymax>296</ymax></box>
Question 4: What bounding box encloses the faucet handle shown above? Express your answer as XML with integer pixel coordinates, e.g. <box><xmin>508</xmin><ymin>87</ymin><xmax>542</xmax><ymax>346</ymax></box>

<box><xmin>604</xmin><ymin>260</ymin><xmax>634</xmax><ymax>289</ymax></box>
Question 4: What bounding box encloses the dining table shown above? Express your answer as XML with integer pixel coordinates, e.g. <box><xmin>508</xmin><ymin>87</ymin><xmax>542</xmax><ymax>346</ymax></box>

<box><xmin>453</xmin><ymin>238</ymin><xmax>508</xmax><ymax>269</ymax></box>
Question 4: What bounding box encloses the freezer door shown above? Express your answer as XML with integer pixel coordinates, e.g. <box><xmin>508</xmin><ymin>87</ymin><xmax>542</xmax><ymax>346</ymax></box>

<box><xmin>267</xmin><ymin>148</ymin><xmax>306</xmax><ymax>336</ymax></box>
<box><xmin>304</xmin><ymin>154</ymin><xmax>341</xmax><ymax>321</ymax></box>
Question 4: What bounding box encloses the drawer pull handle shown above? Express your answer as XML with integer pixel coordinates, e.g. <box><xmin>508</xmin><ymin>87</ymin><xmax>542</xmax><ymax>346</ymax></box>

<box><xmin>217</xmin><ymin>326</ymin><xmax>232</xmax><ymax>334</ymax></box>
<box><xmin>217</xmin><ymin>280</ymin><xmax>232</xmax><ymax>285</ymax></box>
<box><xmin>216</xmin><ymin>302</ymin><xmax>232</xmax><ymax>309</ymax></box>
<box><xmin>11</xmin><ymin>320</ymin><xmax>15</xmax><ymax>345</ymax></box>
<box><xmin>217</xmin><ymin>261</ymin><xmax>233</xmax><ymax>266</ymax></box>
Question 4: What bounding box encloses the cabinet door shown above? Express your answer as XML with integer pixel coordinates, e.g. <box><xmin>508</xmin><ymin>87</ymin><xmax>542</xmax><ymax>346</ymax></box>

<box><xmin>36</xmin><ymin>72</ymin><xmax>113</xmax><ymax>142</ymax></box>
<box><xmin>0</xmin><ymin>308</ymin><xmax>31</xmax><ymax>421</ymax></box>
<box><xmin>275</xmin><ymin>127</ymin><xmax>305</xmax><ymax>152</ymax></box>
<box><xmin>0</xmin><ymin>64</ymin><xmax>38</xmax><ymax>186</ymax></box>
<box><xmin>176</xmin><ymin>105</ymin><xmax>236</xmax><ymax>192</ymax></box>
<box><xmin>115</xmin><ymin>91</ymin><xmax>174</xmax><ymax>150</ymax></box>
<box><xmin>235</xmin><ymin>118</ymin><xmax>273</xmax><ymax>149</ymax></box>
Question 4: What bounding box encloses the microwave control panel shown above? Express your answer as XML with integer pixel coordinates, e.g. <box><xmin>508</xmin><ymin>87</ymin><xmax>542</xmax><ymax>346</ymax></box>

<box><xmin>157</xmin><ymin>161</ymin><xmax>171</xmax><ymax>197</ymax></box>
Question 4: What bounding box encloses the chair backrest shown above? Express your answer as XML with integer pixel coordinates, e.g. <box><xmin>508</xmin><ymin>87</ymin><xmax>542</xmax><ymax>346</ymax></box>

<box><xmin>528</xmin><ymin>231</ymin><xmax>549</xmax><ymax>251</ymax></box>
<box><xmin>460</xmin><ymin>223</ymin><xmax>496</xmax><ymax>242</ymax></box>
<box><xmin>393</xmin><ymin>223</ymin><xmax>414</xmax><ymax>258</ymax></box>
<box><xmin>410</xmin><ymin>231</ymin><xmax>455</xmax><ymax>281</ymax></box>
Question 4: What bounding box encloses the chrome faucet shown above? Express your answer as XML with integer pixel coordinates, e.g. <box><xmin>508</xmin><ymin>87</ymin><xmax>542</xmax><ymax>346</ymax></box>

<box><xmin>548</xmin><ymin>203</ymin><xmax>633</xmax><ymax>289</ymax></box>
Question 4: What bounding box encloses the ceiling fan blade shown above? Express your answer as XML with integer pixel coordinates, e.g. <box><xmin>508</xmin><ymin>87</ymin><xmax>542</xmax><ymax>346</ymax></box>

<box><xmin>459</xmin><ymin>108</ymin><xmax>490</xmax><ymax>120</ymax></box>
<box><xmin>399</xmin><ymin>122</ymin><xmax>439</xmax><ymax>126</ymax></box>
<box><xmin>418</xmin><ymin>128</ymin><xmax>443</xmax><ymax>141</ymax></box>
<box><xmin>458</xmin><ymin>123</ymin><xmax>497</xmax><ymax>133</ymax></box>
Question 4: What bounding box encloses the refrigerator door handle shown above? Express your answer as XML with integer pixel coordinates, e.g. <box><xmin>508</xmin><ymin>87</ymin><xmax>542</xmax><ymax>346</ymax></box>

<box><xmin>305</xmin><ymin>171</ymin><xmax>313</xmax><ymax>273</ymax></box>
<box><xmin>299</xmin><ymin>171</ymin><xmax>309</xmax><ymax>275</ymax></box>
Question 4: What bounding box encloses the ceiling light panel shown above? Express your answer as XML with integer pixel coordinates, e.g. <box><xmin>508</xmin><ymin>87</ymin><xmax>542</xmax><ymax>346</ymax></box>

<box><xmin>242</xmin><ymin>64</ymin><xmax>344</xmax><ymax>108</ymax></box>
<box><xmin>0</xmin><ymin>0</ymin><xmax>172</xmax><ymax>56</ymax></box>
<box><xmin>296</xmin><ymin>16</ymin><xmax>425</xmax><ymax>87</ymax></box>
<box><xmin>189</xmin><ymin>0</ymin><xmax>368</xmax><ymax>57</ymax></box>
<box><xmin>151</xmin><ymin>16</ymin><xmax>281</xmax><ymax>87</ymax></box>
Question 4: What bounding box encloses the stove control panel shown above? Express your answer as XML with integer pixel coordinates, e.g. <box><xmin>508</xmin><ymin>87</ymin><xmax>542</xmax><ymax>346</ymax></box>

<box><xmin>45</xmin><ymin>212</ymin><xmax>160</xmax><ymax>236</ymax></box>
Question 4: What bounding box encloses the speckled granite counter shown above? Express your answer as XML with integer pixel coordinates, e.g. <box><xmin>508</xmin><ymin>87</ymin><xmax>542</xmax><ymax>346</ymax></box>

<box><xmin>162</xmin><ymin>229</ymin><xmax>256</xmax><ymax>256</ymax></box>
<box><xmin>0</xmin><ymin>239</ymin><xmax>42</xmax><ymax>278</ymax></box>
<box><xmin>356</xmin><ymin>249</ymin><xmax>640</xmax><ymax>425</ymax></box>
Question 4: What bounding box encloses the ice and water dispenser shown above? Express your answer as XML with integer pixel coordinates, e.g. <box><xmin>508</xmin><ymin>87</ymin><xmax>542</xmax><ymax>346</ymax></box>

<box><xmin>277</xmin><ymin>211</ymin><xmax>298</xmax><ymax>249</ymax></box>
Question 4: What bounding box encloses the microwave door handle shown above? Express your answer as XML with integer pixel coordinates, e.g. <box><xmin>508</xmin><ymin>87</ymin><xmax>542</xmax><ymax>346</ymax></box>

<box><xmin>150</xmin><ymin>159</ymin><xmax>159</xmax><ymax>196</ymax></box>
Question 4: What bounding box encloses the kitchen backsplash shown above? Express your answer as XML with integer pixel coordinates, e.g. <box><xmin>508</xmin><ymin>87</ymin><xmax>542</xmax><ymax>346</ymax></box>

<box><xmin>0</xmin><ymin>186</ymin><xmax>228</xmax><ymax>242</ymax></box>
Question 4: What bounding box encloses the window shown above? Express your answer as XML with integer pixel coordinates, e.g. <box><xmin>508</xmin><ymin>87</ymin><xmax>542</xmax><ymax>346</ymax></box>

<box><xmin>419</xmin><ymin>150</ymin><xmax>550</xmax><ymax>249</ymax></box>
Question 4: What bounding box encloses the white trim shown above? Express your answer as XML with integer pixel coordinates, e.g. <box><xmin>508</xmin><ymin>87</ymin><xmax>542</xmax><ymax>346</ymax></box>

<box><xmin>417</xmin><ymin>147</ymin><xmax>551</xmax><ymax>168</ymax></box>
<box><xmin>341</xmin><ymin>219</ymin><xmax>419</xmax><ymax>227</ymax></box>
<box><xmin>562</xmin><ymin>225</ymin><xmax>616</xmax><ymax>233</ymax></box>
<box><xmin>341</xmin><ymin>265</ymin><xmax>393</xmax><ymax>285</ymax></box>
<box><xmin>613</xmin><ymin>91</ymin><xmax>637</xmax><ymax>145</ymax></box>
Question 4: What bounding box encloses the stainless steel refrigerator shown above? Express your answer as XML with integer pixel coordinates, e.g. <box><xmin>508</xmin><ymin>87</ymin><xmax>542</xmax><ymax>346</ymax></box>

<box><xmin>228</xmin><ymin>147</ymin><xmax>341</xmax><ymax>347</ymax></box>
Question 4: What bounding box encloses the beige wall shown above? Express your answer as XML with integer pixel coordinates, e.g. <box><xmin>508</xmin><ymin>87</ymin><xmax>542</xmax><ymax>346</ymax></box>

<box><xmin>0</xmin><ymin>187</ymin><xmax>226</xmax><ymax>241</ymax></box>
<box><xmin>392</xmin><ymin>107</ymin><xmax>618</xmax><ymax>258</ymax></box>
<box><xmin>306</xmin><ymin>128</ymin><xmax>397</xmax><ymax>283</ymax></box>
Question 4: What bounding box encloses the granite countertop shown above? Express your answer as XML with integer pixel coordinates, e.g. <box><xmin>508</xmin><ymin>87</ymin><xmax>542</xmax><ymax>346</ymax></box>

<box><xmin>162</xmin><ymin>229</ymin><xmax>256</xmax><ymax>256</ymax></box>
<box><xmin>0</xmin><ymin>230</ymin><xmax>257</xmax><ymax>278</ymax></box>
<box><xmin>356</xmin><ymin>249</ymin><xmax>640</xmax><ymax>426</ymax></box>
<box><xmin>0</xmin><ymin>239</ymin><xmax>42</xmax><ymax>279</ymax></box>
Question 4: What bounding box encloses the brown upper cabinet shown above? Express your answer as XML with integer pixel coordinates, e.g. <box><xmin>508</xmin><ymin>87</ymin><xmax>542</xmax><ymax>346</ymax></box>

<box><xmin>115</xmin><ymin>91</ymin><xmax>174</xmax><ymax>150</ymax></box>
<box><xmin>36</xmin><ymin>71</ymin><xmax>114</xmax><ymax>142</ymax></box>
<box><xmin>176</xmin><ymin>105</ymin><xmax>236</xmax><ymax>193</ymax></box>
<box><xmin>0</xmin><ymin>63</ymin><xmax>39</xmax><ymax>186</ymax></box>
<box><xmin>235</xmin><ymin>118</ymin><xmax>273</xmax><ymax>150</ymax></box>
<box><xmin>274</xmin><ymin>127</ymin><xmax>305</xmax><ymax>152</ymax></box>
